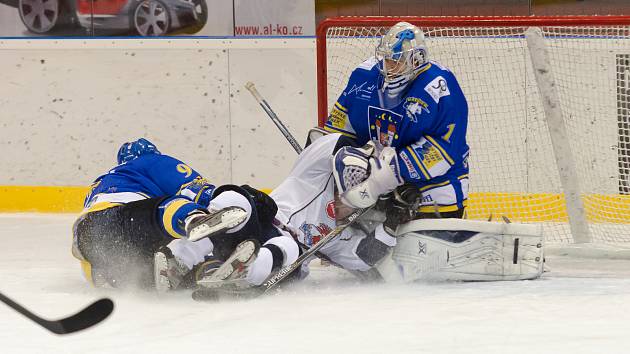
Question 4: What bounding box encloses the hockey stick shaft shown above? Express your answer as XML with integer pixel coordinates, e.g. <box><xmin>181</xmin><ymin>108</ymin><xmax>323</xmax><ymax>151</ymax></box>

<box><xmin>0</xmin><ymin>292</ymin><xmax>113</xmax><ymax>334</ymax></box>
<box><xmin>262</xmin><ymin>206</ymin><xmax>371</xmax><ymax>293</ymax></box>
<box><xmin>244</xmin><ymin>82</ymin><xmax>303</xmax><ymax>154</ymax></box>
<box><xmin>242</xmin><ymin>83</ymin><xmax>371</xmax><ymax>292</ymax></box>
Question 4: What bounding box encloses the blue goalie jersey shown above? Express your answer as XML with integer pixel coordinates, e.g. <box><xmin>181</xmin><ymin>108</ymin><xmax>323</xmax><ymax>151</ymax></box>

<box><xmin>84</xmin><ymin>153</ymin><xmax>211</xmax><ymax>212</ymax></box>
<box><xmin>324</xmin><ymin>58</ymin><xmax>470</xmax><ymax>213</ymax></box>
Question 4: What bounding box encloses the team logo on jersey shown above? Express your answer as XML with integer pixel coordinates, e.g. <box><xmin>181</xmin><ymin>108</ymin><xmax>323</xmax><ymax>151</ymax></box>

<box><xmin>299</xmin><ymin>222</ymin><xmax>333</xmax><ymax>247</ymax></box>
<box><xmin>326</xmin><ymin>200</ymin><xmax>336</xmax><ymax>220</ymax></box>
<box><xmin>368</xmin><ymin>106</ymin><xmax>402</xmax><ymax>146</ymax></box>
<box><xmin>347</xmin><ymin>81</ymin><xmax>376</xmax><ymax>100</ymax></box>
<box><xmin>424</xmin><ymin>76</ymin><xmax>450</xmax><ymax>103</ymax></box>
<box><xmin>403</xmin><ymin>97</ymin><xmax>430</xmax><ymax>123</ymax></box>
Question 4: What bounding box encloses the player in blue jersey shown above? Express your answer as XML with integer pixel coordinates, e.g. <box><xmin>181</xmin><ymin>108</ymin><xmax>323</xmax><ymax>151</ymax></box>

<box><xmin>72</xmin><ymin>138</ymin><xmax>299</xmax><ymax>291</ymax></box>
<box><xmin>325</xmin><ymin>22</ymin><xmax>470</xmax><ymax>228</ymax></box>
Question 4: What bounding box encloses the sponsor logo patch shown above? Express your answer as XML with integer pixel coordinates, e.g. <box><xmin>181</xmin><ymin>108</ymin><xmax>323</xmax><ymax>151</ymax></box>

<box><xmin>329</xmin><ymin>106</ymin><xmax>348</xmax><ymax>129</ymax></box>
<box><xmin>424</xmin><ymin>76</ymin><xmax>450</xmax><ymax>103</ymax></box>
<box><xmin>421</xmin><ymin>144</ymin><xmax>445</xmax><ymax>170</ymax></box>
<box><xmin>326</xmin><ymin>200</ymin><xmax>336</xmax><ymax>220</ymax></box>
<box><xmin>348</xmin><ymin>81</ymin><xmax>377</xmax><ymax>100</ymax></box>
<box><xmin>400</xmin><ymin>151</ymin><xmax>419</xmax><ymax>179</ymax></box>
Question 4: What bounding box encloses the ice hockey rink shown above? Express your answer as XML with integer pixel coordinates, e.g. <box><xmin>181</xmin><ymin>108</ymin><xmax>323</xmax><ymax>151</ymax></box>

<box><xmin>0</xmin><ymin>214</ymin><xmax>629</xmax><ymax>354</ymax></box>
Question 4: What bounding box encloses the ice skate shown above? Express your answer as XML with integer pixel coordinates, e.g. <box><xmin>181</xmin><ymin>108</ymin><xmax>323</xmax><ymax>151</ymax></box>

<box><xmin>195</xmin><ymin>239</ymin><xmax>260</xmax><ymax>295</ymax></box>
<box><xmin>185</xmin><ymin>206</ymin><xmax>248</xmax><ymax>242</ymax></box>
<box><xmin>154</xmin><ymin>246</ymin><xmax>191</xmax><ymax>292</ymax></box>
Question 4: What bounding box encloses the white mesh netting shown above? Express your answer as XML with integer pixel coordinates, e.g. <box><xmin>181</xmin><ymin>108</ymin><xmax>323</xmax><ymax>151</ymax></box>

<box><xmin>320</xmin><ymin>18</ymin><xmax>630</xmax><ymax>245</ymax></box>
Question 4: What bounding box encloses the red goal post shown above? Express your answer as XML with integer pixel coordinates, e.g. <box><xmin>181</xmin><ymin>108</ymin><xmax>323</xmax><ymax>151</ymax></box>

<box><xmin>316</xmin><ymin>16</ymin><xmax>630</xmax><ymax>248</ymax></box>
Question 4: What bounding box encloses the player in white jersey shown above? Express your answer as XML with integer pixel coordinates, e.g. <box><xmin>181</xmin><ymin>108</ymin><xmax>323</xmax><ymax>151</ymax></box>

<box><xmin>194</xmin><ymin>131</ymin><xmax>405</xmax><ymax>298</ymax></box>
<box><xmin>271</xmin><ymin>132</ymin><xmax>401</xmax><ymax>276</ymax></box>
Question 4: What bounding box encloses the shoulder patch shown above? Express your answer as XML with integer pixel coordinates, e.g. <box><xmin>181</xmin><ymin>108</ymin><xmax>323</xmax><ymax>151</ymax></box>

<box><xmin>424</xmin><ymin>76</ymin><xmax>450</xmax><ymax>103</ymax></box>
<box><xmin>357</xmin><ymin>56</ymin><xmax>378</xmax><ymax>71</ymax></box>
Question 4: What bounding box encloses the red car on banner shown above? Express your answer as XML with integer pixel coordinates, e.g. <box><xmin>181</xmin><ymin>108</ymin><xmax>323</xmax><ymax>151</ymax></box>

<box><xmin>16</xmin><ymin>0</ymin><xmax>207</xmax><ymax>35</ymax></box>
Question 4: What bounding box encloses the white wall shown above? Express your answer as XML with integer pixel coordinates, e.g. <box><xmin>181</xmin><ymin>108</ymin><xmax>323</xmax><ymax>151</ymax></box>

<box><xmin>0</xmin><ymin>38</ymin><xmax>317</xmax><ymax>188</ymax></box>
<box><xmin>1</xmin><ymin>35</ymin><xmax>625</xmax><ymax>196</ymax></box>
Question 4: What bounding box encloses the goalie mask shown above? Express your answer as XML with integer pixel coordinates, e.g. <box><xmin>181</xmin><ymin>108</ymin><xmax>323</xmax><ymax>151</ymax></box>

<box><xmin>376</xmin><ymin>22</ymin><xmax>428</xmax><ymax>98</ymax></box>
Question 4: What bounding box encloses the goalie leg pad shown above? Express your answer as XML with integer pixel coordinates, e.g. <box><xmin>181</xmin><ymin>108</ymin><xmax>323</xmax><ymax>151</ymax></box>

<box><xmin>376</xmin><ymin>219</ymin><xmax>544</xmax><ymax>282</ymax></box>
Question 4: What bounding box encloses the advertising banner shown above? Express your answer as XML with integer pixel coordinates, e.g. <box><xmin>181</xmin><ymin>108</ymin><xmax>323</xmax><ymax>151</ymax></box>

<box><xmin>234</xmin><ymin>0</ymin><xmax>314</xmax><ymax>36</ymax></box>
<box><xmin>0</xmin><ymin>0</ymin><xmax>234</xmax><ymax>37</ymax></box>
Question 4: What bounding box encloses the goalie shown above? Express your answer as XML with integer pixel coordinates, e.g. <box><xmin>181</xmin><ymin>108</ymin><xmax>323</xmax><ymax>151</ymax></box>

<box><xmin>324</xmin><ymin>21</ymin><xmax>470</xmax><ymax>218</ymax></box>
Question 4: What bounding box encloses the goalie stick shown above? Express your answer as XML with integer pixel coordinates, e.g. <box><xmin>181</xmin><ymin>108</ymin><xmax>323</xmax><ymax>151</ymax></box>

<box><xmin>244</xmin><ymin>81</ymin><xmax>303</xmax><ymax>154</ymax></box>
<box><xmin>0</xmin><ymin>292</ymin><xmax>113</xmax><ymax>334</ymax></box>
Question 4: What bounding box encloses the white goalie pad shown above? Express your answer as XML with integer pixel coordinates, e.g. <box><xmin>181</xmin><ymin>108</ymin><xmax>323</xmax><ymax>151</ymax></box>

<box><xmin>376</xmin><ymin>219</ymin><xmax>544</xmax><ymax>282</ymax></box>
<box><xmin>305</xmin><ymin>127</ymin><xmax>329</xmax><ymax>146</ymax></box>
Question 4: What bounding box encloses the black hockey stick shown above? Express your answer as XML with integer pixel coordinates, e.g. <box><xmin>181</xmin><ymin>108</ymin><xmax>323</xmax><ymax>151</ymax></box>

<box><xmin>0</xmin><ymin>292</ymin><xmax>113</xmax><ymax>334</ymax></box>
<box><xmin>244</xmin><ymin>82</ymin><xmax>304</xmax><ymax>154</ymax></box>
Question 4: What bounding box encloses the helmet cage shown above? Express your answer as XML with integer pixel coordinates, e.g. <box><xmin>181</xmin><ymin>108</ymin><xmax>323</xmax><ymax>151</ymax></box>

<box><xmin>375</xmin><ymin>28</ymin><xmax>428</xmax><ymax>84</ymax></box>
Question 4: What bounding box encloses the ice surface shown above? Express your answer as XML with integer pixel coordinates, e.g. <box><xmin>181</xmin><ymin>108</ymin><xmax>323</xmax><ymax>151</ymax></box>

<box><xmin>0</xmin><ymin>214</ymin><xmax>629</xmax><ymax>354</ymax></box>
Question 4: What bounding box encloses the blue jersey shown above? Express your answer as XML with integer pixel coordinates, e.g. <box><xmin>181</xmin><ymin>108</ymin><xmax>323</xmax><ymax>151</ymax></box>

<box><xmin>325</xmin><ymin>58</ymin><xmax>470</xmax><ymax>212</ymax></box>
<box><xmin>84</xmin><ymin>153</ymin><xmax>208</xmax><ymax>210</ymax></box>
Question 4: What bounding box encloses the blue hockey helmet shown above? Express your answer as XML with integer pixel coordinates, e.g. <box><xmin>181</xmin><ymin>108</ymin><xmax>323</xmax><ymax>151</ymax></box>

<box><xmin>117</xmin><ymin>138</ymin><xmax>161</xmax><ymax>164</ymax></box>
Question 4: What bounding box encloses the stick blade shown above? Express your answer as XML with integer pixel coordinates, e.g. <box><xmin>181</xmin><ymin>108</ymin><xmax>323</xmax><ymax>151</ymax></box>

<box><xmin>49</xmin><ymin>298</ymin><xmax>114</xmax><ymax>334</ymax></box>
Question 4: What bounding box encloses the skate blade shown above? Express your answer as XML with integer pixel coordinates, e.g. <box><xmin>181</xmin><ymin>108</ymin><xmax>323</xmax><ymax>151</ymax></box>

<box><xmin>188</xmin><ymin>208</ymin><xmax>248</xmax><ymax>242</ymax></box>
<box><xmin>154</xmin><ymin>252</ymin><xmax>171</xmax><ymax>293</ymax></box>
<box><xmin>197</xmin><ymin>240</ymin><xmax>259</xmax><ymax>288</ymax></box>
<box><xmin>192</xmin><ymin>285</ymin><xmax>262</xmax><ymax>302</ymax></box>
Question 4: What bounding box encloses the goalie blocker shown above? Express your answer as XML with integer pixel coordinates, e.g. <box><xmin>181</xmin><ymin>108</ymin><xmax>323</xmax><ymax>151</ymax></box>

<box><xmin>376</xmin><ymin>218</ymin><xmax>544</xmax><ymax>282</ymax></box>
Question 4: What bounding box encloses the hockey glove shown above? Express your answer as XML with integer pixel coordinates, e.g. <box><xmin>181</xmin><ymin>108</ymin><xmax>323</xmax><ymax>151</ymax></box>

<box><xmin>178</xmin><ymin>177</ymin><xmax>216</xmax><ymax>208</ymax></box>
<box><xmin>383</xmin><ymin>184</ymin><xmax>421</xmax><ymax>235</ymax></box>
<box><xmin>332</xmin><ymin>142</ymin><xmax>376</xmax><ymax>195</ymax></box>
<box><xmin>341</xmin><ymin>147</ymin><xmax>404</xmax><ymax>209</ymax></box>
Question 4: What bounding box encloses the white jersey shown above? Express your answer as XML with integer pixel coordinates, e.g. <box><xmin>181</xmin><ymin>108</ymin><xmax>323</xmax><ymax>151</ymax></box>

<box><xmin>270</xmin><ymin>133</ymin><xmax>372</xmax><ymax>272</ymax></box>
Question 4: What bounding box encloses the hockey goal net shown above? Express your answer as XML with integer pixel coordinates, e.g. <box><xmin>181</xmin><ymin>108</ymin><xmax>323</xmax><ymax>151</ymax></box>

<box><xmin>317</xmin><ymin>16</ymin><xmax>630</xmax><ymax>247</ymax></box>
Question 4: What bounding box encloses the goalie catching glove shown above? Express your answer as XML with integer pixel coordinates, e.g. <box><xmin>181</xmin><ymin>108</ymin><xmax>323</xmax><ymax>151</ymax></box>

<box><xmin>333</xmin><ymin>143</ymin><xmax>403</xmax><ymax>208</ymax></box>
